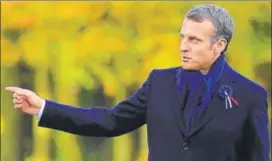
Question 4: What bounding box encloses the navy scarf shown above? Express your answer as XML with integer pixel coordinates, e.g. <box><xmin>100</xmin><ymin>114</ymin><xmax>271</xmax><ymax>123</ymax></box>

<box><xmin>177</xmin><ymin>53</ymin><xmax>226</xmax><ymax>134</ymax></box>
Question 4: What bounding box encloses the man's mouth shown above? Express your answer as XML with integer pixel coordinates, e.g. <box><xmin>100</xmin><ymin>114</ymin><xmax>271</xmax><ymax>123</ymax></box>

<box><xmin>182</xmin><ymin>56</ymin><xmax>192</xmax><ymax>61</ymax></box>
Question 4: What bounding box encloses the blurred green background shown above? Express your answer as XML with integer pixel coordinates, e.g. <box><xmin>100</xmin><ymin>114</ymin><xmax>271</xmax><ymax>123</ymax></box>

<box><xmin>1</xmin><ymin>1</ymin><xmax>271</xmax><ymax>161</ymax></box>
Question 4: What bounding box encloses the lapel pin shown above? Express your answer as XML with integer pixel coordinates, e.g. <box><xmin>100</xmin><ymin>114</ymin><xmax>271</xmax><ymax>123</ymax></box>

<box><xmin>219</xmin><ymin>85</ymin><xmax>239</xmax><ymax>110</ymax></box>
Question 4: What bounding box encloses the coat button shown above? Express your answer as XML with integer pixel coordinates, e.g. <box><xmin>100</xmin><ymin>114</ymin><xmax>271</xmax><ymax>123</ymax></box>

<box><xmin>182</xmin><ymin>142</ymin><xmax>190</xmax><ymax>150</ymax></box>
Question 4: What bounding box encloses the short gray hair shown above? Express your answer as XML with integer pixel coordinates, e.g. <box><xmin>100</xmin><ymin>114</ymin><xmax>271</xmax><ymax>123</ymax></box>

<box><xmin>185</xmin><ymin>4</ymin><xmax>234</xmax><ymax>52</ymax></box>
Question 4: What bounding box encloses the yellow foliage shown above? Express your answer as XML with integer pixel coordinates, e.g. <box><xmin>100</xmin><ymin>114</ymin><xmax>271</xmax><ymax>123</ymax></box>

<box><xmin>1</xmin><ymin>114</ymin><xmax>4</xmax><ymax>135</ymax></box>
<box><xmin>50</xmin><ymin>2</ymin><xmax>108</xmax><ymax>21</ymax></box>
<box><xmin>110</xmin><ymin>1</ymin><xmax>135</xmax><ymax>22</ymax></box>
<box><xmin>104</xmin><ymin>83</ymin><xmax>118</xmax><ymax>97</ymax></box>
<box><xmin>1</xmin><ymin>2</ymin><xmax>37</xmax><ymax>29</ymax></box>
<box><xmin>76</xmin><ymin>25</ymin><xmax>127</xmax><ymax>62</ymax></box>
<box><xmin>92</xmin><ymin>65</ymin><xmax>119</xmax><ymax>97</ymax></box>
<box><xmin>138</xmin><ymin>33</ymin><xmax>180</xmax><ymax>76</ymax></box>
<box><xmin>1</xmin><ymin>36</ymin><xmax>21</xmax><ymax>66</ymax></box>
<box><xmin>112</xmin><ymin>132</ymin><xmax>133</xmax><ymax>161</ymax></box>
<box><xmin>18</xmin><ymin>30</ymin><xmax>51</xmax><ymax>69</ymax></box>
<box><xmin>136</xmin><ymin>152</ymin><xmax>148</xmax><ymax>161</ymax></box>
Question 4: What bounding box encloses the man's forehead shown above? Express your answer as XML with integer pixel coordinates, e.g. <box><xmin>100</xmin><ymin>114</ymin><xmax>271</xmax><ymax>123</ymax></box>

<box><xmin>180</xmin><ymin>18</ymin><xmax>215</xmax><ymax>37</ymax></box>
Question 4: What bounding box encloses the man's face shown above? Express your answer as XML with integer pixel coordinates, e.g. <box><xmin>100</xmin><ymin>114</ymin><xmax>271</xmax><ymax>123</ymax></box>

<box><xmin>179</xmin><ymin>18</ymin><xmax>220</xmax><ymax>72</ymax></box>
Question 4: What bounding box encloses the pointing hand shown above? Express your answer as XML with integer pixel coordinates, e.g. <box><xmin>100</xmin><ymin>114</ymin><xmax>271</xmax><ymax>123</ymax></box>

<box><xmin>5</xmin><ymin>87</ymin><xmax>44</xmax><ymax>115</ymax></box>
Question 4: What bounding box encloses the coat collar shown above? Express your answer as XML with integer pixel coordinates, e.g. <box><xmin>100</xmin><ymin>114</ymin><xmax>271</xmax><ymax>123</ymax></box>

<box><xmin>170</xmin><ymin>63</ymin><xmax>239</xmax><ymax>137</ymax></box>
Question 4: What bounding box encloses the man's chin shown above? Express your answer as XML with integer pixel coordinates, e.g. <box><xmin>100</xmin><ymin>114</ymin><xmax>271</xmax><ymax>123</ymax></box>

<box><xmin>182</xmin><ymin>65</ymin><xmax>198</xmax><ymax>71</ymax></box>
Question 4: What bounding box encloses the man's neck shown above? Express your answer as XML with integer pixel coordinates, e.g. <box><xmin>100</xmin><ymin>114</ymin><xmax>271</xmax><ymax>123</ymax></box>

<box><xmin>200</xmin><ymin>55</ymin><xmax>220</xmax><ymax>75</ymax></box>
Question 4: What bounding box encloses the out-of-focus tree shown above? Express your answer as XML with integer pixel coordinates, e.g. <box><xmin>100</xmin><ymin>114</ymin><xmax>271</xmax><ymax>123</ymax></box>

<box><xmin>1</xmin><ymin>55</ymin><xmax>21</xmax><ymax>161</ymax></box>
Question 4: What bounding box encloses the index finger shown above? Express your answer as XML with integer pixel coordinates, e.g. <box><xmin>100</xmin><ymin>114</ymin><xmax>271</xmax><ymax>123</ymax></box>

<box><xmin>6</xmin><ymin>87</ymin><xmax>33</xmax><ymax>98</ymax></box>
<box><xmin>5</xmin><ymin>87</ymin><xmax>24</xmax><ymax>94</ymax></box>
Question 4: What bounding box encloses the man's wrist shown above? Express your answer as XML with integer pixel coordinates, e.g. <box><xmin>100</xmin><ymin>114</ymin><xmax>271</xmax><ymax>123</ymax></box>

<box><xmin>36</xmin><ymin>99</ymin><xmax>46</xmax><ymax>120</ymax></box>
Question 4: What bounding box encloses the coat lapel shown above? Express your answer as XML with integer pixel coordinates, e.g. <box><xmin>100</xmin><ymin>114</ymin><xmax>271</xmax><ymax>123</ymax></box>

<box><xmin>169</xmin><ymin>67</ymin><xmax>187</xmax><ymax>136</ymax></box>
<box><xmin>170</xmin><ymin>64</ymin><xmax>239</xmax><ymax>137</ymax></box>
<box><xmin>188</xmin><ymin>63</ymin><xmax>239</xmax><ymax>137</ymax></box>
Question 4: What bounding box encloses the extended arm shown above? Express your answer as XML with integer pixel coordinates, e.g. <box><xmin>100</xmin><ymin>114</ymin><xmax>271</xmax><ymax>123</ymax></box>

<box><xmin>38</xmin><ymin>71</ymin><xmax>154</xmax><ymax>137</ymax></box>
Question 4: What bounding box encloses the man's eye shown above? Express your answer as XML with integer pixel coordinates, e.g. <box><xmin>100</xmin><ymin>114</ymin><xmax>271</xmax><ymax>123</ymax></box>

<box><xmin>189</xmin><ymin>38</ymin><xmax>198</xmax><ymax>43</ymax></box>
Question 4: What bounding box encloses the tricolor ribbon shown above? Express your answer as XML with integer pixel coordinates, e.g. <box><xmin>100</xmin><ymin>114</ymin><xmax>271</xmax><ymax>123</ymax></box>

<box><xmin>219</xmin><ymin>85</ymin><xmax>239</xmax><ymax>110</ymax></box>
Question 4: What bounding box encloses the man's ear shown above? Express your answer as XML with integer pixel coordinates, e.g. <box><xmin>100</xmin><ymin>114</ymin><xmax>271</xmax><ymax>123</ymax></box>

<box><xmin>215</xmin><ymin>39</ymin><xmax>227</xmax><ymax>53</ymax></box>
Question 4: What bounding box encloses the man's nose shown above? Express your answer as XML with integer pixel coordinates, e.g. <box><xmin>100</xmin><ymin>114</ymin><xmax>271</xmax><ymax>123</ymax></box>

<box><xmin>179</xmin><ymin>39</ymin><xmax>189</xmax><ymax>53</ymax></box>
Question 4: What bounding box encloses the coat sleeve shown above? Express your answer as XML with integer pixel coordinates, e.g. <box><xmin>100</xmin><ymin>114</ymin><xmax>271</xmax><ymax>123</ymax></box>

<box><xmin>38</xmin><ymin>70</ymin><xmax>155</xmax><ymax>137</ymax></box>
<box><xmin>242</xmin><ymin>89</ymin><xmax>270</xmax><ymax>161</ymax></box>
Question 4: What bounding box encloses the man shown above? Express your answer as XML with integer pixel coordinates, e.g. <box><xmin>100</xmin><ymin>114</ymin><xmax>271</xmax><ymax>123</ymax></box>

<box><xmin>6</xmin><ymin>4</ymin><xmax>270</xmax><ymax>161</ymax></box>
